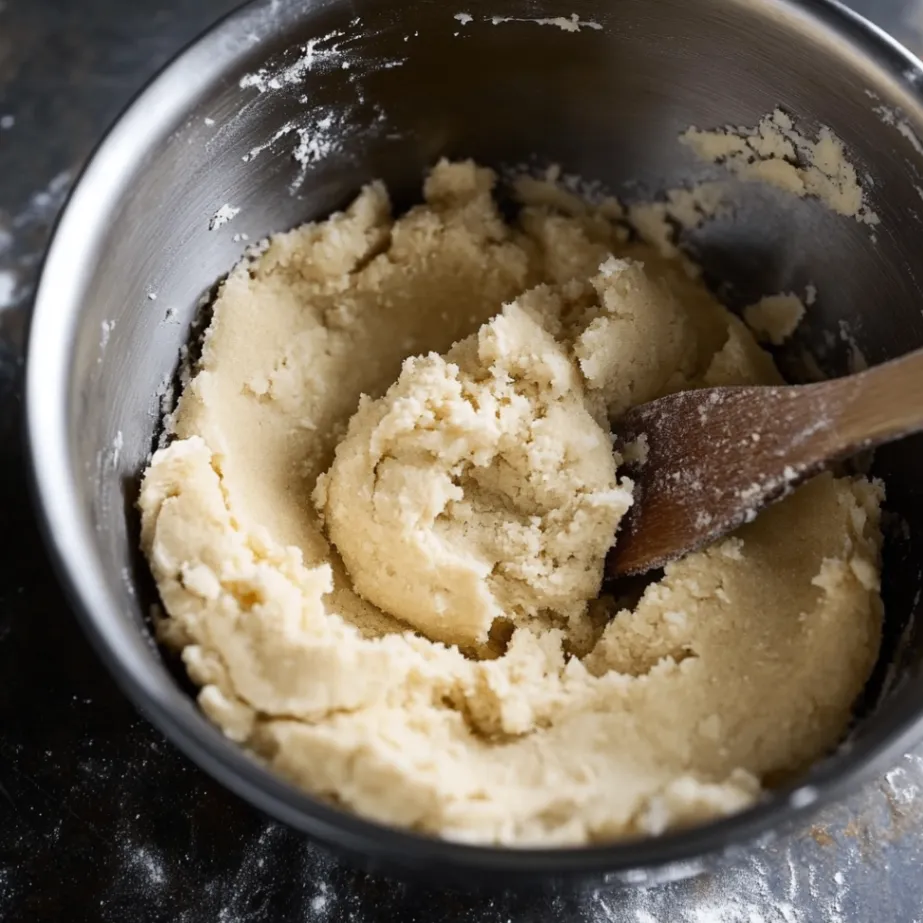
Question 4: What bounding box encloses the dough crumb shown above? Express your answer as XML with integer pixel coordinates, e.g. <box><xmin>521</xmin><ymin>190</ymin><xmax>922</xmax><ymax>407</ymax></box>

<box><xmin>743</xmin><ymin>292</ymin><xmax>807</xmax><ymax>345</ymax></box>
<box><xmin>681</xmin><ymin>109</ymin><xmax>879</xmax><ymax>225</ymax></box>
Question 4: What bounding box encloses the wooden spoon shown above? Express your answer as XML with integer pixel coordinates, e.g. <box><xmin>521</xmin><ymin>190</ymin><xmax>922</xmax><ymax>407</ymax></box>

<box><xmin>607</xmin><ymin>347</ymin><xmax>923</xmax><ymax>578</ymax></box>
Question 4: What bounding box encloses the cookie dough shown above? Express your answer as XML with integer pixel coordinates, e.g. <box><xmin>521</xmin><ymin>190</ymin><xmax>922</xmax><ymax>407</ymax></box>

<box><xmin>314</xmin><ymin>297</ymin><xmax>633</xmax><ymax>651</ymax></box>
<box><xmin>680</xmin><ymin>109</ymin><xmax>879</xmax><ymax>225</ymax></box>
<box><xmin>139</xmin><ymin>160</ymin><xmax>883</xmax><ymax>845</ymax></box>
<box><xmin>744</xmin><ymin>293</ymin><xmax>808</xmax><ymax>345</ymax></box>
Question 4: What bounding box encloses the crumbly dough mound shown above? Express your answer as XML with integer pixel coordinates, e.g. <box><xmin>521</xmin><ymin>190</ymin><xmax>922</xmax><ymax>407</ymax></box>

<box><xmin>139</xmin><ymin>160</ymin><xmax>884</xmax><ymax>846</ymax></box>
<box><xmin>315</xmin><ymin>300</ymin><xmax>632</xmax><ymax>649</ymax></box>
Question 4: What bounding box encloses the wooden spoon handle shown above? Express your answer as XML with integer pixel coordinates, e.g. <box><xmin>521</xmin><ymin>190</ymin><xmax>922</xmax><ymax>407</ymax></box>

<box><xmin>607</xmin><ymin>346</ymin><xmax>923</xmax><ymax>578</ymax></box>
<box><xmin>826</xmin><ymin>346</ymin><xmax>923</xmax><ymax>451</ymax></box>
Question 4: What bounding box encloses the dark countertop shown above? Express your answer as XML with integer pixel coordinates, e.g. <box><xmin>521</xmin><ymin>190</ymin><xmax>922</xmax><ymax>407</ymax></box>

<box><xmin>2</xmin><ymin>1</ymin><xmax>923</xmax><ymax>921</ymax></box>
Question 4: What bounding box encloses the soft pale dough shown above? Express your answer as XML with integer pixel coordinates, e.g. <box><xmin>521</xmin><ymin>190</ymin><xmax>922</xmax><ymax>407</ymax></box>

<box><xmin>314</xmin><ymin>297</ymin><xmax>633</xmax><ymax>651</ymax></box>
<box><xmin>139</xmin><ymin>160</ymin><xmax>883</xmax><ymax>846</ymax></box>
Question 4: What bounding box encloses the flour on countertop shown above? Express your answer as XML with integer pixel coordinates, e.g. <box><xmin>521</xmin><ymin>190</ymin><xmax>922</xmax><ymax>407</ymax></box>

<box><xmin>587</xmin><ymin>845</ymin><xmax>852</xmax><ymax>923</ymax></box>
<box><xmin>1</xmin><ymin>171</ymin><xmax>76</xmax><ymax>331</ymax></box>
<box><xmin>0</xmin><ymin>167</ymin><xmax>79</xmax><ymax>506</ymax></box>
<box><xmin>13</xmin><ymin>170</ymin><xmax>74</xmax><ymax>230</ymax></box>
<box><xmin>124</xmin><ymin>844</ymin><xmax>168</xmax><ymax>888</ymax></box>
<box><xmin>195</xmin><ymin>826</ymin><xmax>339</xmax><ymax>923</ymax></box>
<box><xmin>0</xmin><ymin>115</ymin><xmax>13</xmax><ymax>130</ymax></box>
<box><xmin>104</xmin><ymin>819</ymin><xmax>343</xmax><ymax>922</ymax></box>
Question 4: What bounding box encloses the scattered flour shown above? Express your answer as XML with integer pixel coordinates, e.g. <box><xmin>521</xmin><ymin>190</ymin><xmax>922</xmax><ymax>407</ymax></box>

<box><xmin>0</xmin><ymin>115</ymin><xmax>13</xmax><ymax>130</ymax></box>
<box><xmin>126</xmin><ymin>845</ymin><xmax>167</xmax><ymax>887</ymax></box>
<box><xmin>230</xmin><ymin>23</ymin><xmax>403</xmax><ymax>191</ymax></box>
<box><xmin>897</xmin><ymin>120</ymin><xmax>923</xmax><ymax>156</ymax></box>
<box><xmin>291</xmin><ymin>116</ymin><xmax>339</xmax><ymax>190</ymax></box>
<box><xmin>240</xmin><ymin>31</ymin><xmax>347</xmax><ymax>92</ymax></box>
<box><xmin>872</xmin><ymin>104</ymin><xmax>923</xmax><ymax>157</ymax></box>
<box><xmin>209</xmin><ymin>204</ymin><xmax>240</xmax><ymax>231</ymax></box>
<box><xmin>586</xmin><ymin>846</ymin><xmax>852</xmax><ymax>923</ymax></box>
<box><xmin>242</xmin><ymin>120</ymin><xmax>298</xmax><ymax>163</ymax></box>
<box><xmin>0</xmin><ymin>170</ymin><xmax>75</xmax><ymax>356</ymax></box>
<box><xmin>13</xmin><ymin>170</ymin><xmax>74</xmax><ymax>230</ymax></box>
<box><xmin>488</xmin><ymin>12</ymin><xmax>602</xmax><ymax>31</ymax></box>
<box><xmin>237</xmin><ymin>27</ymin><xmax>404</xmax><ymax>94</ymax></box>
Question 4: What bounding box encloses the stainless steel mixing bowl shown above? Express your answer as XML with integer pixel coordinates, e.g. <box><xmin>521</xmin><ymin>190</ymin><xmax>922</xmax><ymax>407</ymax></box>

<box><xmin>24</xmin><ymin>0</ymin><xmax>923</xmax><ymax>886</ymax></box>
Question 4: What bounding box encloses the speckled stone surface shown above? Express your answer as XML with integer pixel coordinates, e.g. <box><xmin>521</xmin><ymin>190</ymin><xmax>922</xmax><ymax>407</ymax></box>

<box><xmin>2</xmin><ymin>1</ymin><xmax>923</xmax><ymax>921</ymax></box>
